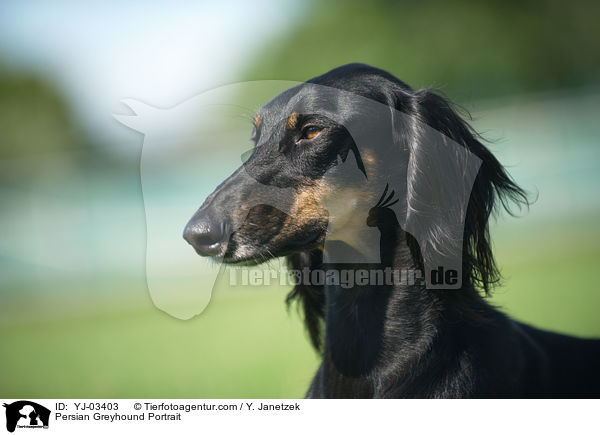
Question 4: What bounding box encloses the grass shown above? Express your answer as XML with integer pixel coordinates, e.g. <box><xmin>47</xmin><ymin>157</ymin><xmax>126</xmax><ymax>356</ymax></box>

<box><xmin>0</xmin><ymin>286</ymin><xmax>319</xmax><ymax>398</ymax></box>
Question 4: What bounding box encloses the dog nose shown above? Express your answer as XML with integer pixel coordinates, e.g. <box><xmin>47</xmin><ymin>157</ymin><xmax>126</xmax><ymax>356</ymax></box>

<box><xmin>183</xmin><ymin>212</ymin><xmax>229</xmax><ymax>256</ymax></box>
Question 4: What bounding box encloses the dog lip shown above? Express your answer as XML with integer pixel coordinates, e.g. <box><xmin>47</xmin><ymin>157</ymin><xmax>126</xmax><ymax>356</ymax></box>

<box><xmin>222</xmin><ymin>256</ymin><xmax>264</xmax><ymax>266</ymax></box>
<box><xmin>219</xmin><ymin>231</ymin><xmax>325</xmax><ymax>265</ymax></box>
<box><xmin>290</xmin><ymin>230</ymin><xmax>323</xmax><ymax>247</ymax></box>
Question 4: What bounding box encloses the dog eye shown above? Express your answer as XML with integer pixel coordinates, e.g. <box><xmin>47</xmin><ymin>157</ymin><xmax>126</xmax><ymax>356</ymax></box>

<box><xmin>301</xmin><ymin>126</ymin><xmax>322</xmax><ymax>140</ymax></box>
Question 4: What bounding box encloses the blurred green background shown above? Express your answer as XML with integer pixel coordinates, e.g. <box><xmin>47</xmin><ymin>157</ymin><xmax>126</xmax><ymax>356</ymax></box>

<box><xmin>1</xmin><ymin>0</ymin><xmax>599</xmax><ymax>398</ymax></box>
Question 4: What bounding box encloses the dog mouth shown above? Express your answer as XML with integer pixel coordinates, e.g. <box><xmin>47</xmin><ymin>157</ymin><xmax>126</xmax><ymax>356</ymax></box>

<box><xmin>219</xmin><ymin>228</ymin><xmax>325</xmax><ymax>265</ymax></box>
<box><xmin>287</xmin><ymin>229</ymin><xmax>325</xmax><ymax>249</ymax></box>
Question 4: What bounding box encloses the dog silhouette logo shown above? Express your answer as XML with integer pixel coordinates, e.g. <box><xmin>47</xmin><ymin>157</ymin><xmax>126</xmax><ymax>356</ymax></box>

<box><xmin>3</xmin><ymin>401</ymin><xmax>50</xmax><ymax>432</ymax></box>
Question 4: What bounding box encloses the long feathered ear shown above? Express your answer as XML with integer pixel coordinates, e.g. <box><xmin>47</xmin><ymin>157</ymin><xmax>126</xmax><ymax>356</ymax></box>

<box><xmin>392</xmin><ymin>87</ymin><xmax>529</xmax><ymax>293</ymax></box>
<box><xmin>285</xmin><ymin>250</ymin><xmax>325</xmax><ymax>351</ymax></box>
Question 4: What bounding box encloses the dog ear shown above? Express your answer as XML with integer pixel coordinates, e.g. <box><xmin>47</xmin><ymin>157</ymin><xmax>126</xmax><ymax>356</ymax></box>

<box><xmin>285</xmin><ymin>250</ymin><xmax>325</xmax><ymax>351</ymax></box>
<box><xmin>390</xmin><ymin>87</ymin><xmax>528</xmax><ymax>292</ymax></box>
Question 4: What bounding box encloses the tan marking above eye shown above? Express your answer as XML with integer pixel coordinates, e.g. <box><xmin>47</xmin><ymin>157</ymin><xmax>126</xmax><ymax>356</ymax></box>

<box><xmin>287</xmin><ymin>112</ymin><xmax>299</xmax><ymax>129</ymax></box>
<box><xmin>254</xmin><ymin>114</ymin><xmax>262</xmax><ymax>128</ymax></box>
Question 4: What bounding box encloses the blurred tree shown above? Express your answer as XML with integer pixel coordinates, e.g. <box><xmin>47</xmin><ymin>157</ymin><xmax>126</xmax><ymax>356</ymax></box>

<box><xmin>242</xmin><ymin>0</ymin><xmax>600</xmax><ymax>100</ymax></box>
<box><xmin>0</xmin><ymin>65</ymin><xmax>128</xmax><ymax>185</ymax></box>
<box><xmin>0</xmin><ymin>68</ymin><xmax>78</xmax><ymax>158</ymax></box>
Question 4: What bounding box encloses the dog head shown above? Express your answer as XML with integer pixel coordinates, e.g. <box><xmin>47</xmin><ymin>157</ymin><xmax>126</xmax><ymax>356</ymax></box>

<box><xmin>184</xmin><ymin>63</ymin><xmax>527</xmax><ymax>290</ymax></box>
<box><xmin>183</xmin><ymin>64</ymin><xmax>397</xmax><ymax>264</ymax></box>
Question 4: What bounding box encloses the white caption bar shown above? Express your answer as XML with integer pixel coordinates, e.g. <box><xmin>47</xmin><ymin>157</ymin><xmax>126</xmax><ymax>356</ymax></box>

<box><xmin>1</xmin><ymin>399</ymin><xmax>598</xmax><ymax>435</ymax></box>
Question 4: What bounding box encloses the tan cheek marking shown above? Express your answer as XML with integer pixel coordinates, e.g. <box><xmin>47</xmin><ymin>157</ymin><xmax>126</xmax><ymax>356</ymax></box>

<box><xmin>360</xmin><ymin>148</ymin><xmax>377</xmax><ymax>178</ymax></box>
<box><xmin>232</xmin><ymin>207</ymin><xmax>247</xmax><ymax>222</ymax></box>
<box><xmin>361</xmin><ymin>149</ymin><xmax>375</xmax><ymax>166</ymax></box>
<box><xmin>287</xmin><ymin>112</ymin><xmax>299</xmax><ymax>129</ymax></box>
<box><xmin>254</xmin><ymin>114</ymin><xmax>262</xmax><ymax>129</ymax></box>
<box><xmin>293</xmin><ymin>187</ymin><xmax>326</xmax><ymax>220</ymax></box>
<box><xmin>228</xmin><ymin>182</ymin><xmax>329</xmax><ymax>238</ymax></box>
<box><xmin>276</xmin><ymin>182</ymin><xmax>331</xmax><ymax>237</ymax></box>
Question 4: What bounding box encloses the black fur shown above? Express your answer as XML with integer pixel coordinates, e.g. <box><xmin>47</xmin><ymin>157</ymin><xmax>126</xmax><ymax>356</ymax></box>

<box><xmin>185</xmin><ymin>63</ymin><xmax>600</xmax><ymax>398</ymax></box>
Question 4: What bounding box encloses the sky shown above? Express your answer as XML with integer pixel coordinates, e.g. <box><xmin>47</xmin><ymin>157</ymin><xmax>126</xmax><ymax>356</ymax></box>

<box><xmin>0</xmin><ymin>0</ymin><xmax>298</xmax><ymax>150</ymax></box>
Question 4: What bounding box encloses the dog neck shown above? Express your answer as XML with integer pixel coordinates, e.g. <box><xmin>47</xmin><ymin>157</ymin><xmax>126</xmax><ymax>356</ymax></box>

<box><xmin>318</xmin><ymin>225</ymin><xmax>488</xmax><ymax>397</ymax></box>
